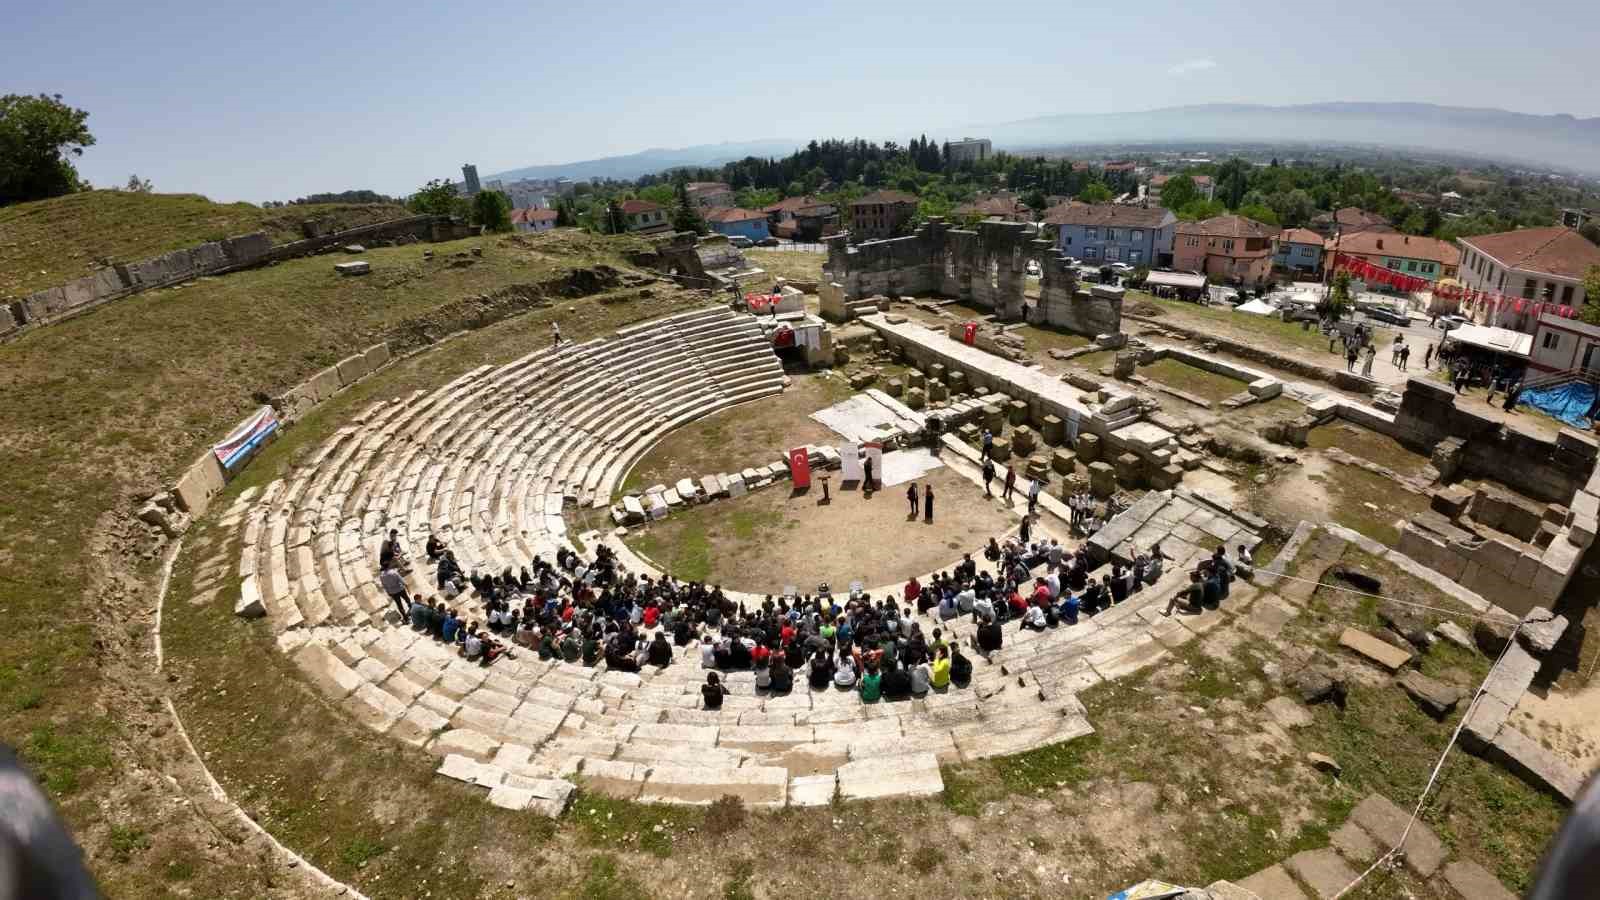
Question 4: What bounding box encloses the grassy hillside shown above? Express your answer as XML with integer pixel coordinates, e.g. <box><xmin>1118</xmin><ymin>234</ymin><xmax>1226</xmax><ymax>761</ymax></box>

<box><xmin>0</xmin><ymin>227</ymin><xmax>702</xmax><ymax>894</ymax></box>
<box><xmin>0</xmin><ymin>190</ymin><xmax>411</xmax><ymax>298</ymax></box>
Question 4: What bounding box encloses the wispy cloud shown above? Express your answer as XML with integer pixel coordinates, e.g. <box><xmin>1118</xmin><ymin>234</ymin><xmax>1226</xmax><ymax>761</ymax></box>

<box><xmin>1168</xmin><ymin>58</ymin><xmax>1219</xmax><ymax>76</ymax></box>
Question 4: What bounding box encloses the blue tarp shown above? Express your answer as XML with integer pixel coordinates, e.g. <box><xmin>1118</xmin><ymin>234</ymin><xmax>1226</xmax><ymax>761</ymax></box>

<box><xmin>1518</xmin><ymin>381</ymin><xmax>1597</xmax><ymax>429</ymax></box>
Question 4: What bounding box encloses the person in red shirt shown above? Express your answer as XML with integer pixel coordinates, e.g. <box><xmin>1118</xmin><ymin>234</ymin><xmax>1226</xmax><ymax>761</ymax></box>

<box><xmin>779</xmin><ymin>622</ymin><xmax>796</xmax><ymax>646</ymax></box>
<box><xmin>1008</xmin><ymin>588</ymin><xmax>1028</xmax><ymax>617</ymax></box>
<box><xmin>1031</xmin><ymin>577</ymin><xmax>1052</xmax><ymax>609</ymax></box>
<box><xmin>751</xmin><ymin>643</ymin><xmax>770</xmax><ymax>667</ymax></box>
<box><xmin>904</xmin><ymin>577</ymin><xmax>920</xmax><ymax>606</ymax></box>
<box><xmin>642</xmin><ymin>604</ymin><xmax>659</xmax><ymax>629</ymax></box>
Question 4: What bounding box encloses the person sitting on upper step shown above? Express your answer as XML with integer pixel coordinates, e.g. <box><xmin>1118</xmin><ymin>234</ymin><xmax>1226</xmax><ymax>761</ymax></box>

<box><xmin>702</xmin><ymin>672</ymin><xmax>726</xmax><ymax>710</ymax></box>
<box><xmin>880</xmin><ymin>657</ymin><xmax>912</xmax><ymax>701</ymax></box>
<box><xmin>808</xmin><ymin>649</ymin><xmax>835</xmax><ymax>690</ymax></box>
<box><xmin>646</xmin><ymin>631</ymin><xmax>672</xmax><ymax>668</ymax></box>
<box><xmin>769</xmin><ymin>655</ymin><xmax>794</xmax><ymax>695</ymax></box>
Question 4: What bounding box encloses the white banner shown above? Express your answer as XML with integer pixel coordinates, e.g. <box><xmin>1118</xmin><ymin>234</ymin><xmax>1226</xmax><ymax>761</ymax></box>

<box><xmin>840</xmin><ymin>442</ymin><xmax>863</xmax><ymax>483</ymax></box>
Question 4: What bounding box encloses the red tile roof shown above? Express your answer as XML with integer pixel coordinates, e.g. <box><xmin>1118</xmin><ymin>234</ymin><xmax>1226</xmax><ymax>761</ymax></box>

<box><xmin>620</xmin><ymin>199</ymin><xmax>662</xmax><ymax>215</ymax></box>
<box><xmin>1460</xmin><ymin>227</ymin><xmax>1600</xmax><ymax>280</ymax></box>
<box><xmin>1046</xmin><ymin>203</ymin><xmax>1173</xmax><ymax>228</ymax></box>
<box><xmin>1330</xmin><ymin>231</ymin><xmax>1459</xmax><ymax>266</ymax></box>
<box><xmin>1313</xmin><ymin>207</ymin><xmax>1392</xmax><ymax>230</ymax></box>
<box><xmin>762</xmin><ymin>195</ymin><xmax>830</xmax><ymax>214</ymax></box>
<box><xmin>510</xmin><ymin>208</ymin><xmax>559</xmax><ymax>224</ymax></box>
<box><xmin>853</xmin><ymin>190</ymin><xmax>918</xmax><ymax>205</ymax></box>
<box><xmin>703</xmin><ymin>207</ymin><xmax>766</xmax><ymax>224</ymax></box>
<box><xmin>1278</xmin><ymin>227</ymin><xmax>1324</xmax><ymax>245</ymax></box>
<box><xmin>1176</xmin><ymin>215</ymin><xmax>1276</xmax><ymax>240</ymax></box>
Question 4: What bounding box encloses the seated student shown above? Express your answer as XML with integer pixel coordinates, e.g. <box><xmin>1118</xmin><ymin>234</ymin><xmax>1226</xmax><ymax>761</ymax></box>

<box><xmin>729</xmin><ymin>635</ymin><xmax>754</xmax><ymax>670</ymax></box>
<box><xmin>408</xmin><ymin>598</ymin><xmax>429</xmax><ymax>630</ymax></box>
<box><xmin>929</xmin><ymin>647</ymin><xmax>952</xmax><ymax>690</ymax></box>
<box><xmin>949</xmin><ymin>644</ymin><xmax>972</xmax><ymax>686</ymax></box>
<box><xmin>833</xmin><ymin>653</ymin><xmax>858</xmax><ymax>689</ymax></box>
<box><xmin>1110</xmin><ymin>566</ymin><xmax>1130</xmax><ymax>605</ymax></box>
<box><xmin>909</xmin><ymin>658</ymin><xmax>932</xmax><ymax>697</ymax></box>
<box><xmin>441</xmin><ymin>610</ymin><xmax>462</xmax><ymax>643</ymax></box>
<box><xmin>462</xmin><ymin>628</ymin><xmax>485</xmax><ymax>661</ymax></box>
<box><xmin>1164</xmin><ymin>571</ymin><xmax>1205</xmax><ymax>617</ymax></box>
<box><xmin>769</xmin><ymin>656</ymin><xmax>794</xmax><ymax>694</ymax></box>
<box><xmin>537</xmin><ymin>630</ymin><xmax>558</xmax><ymax>660</ymax></box>
<box><xmin>858</xmin><ymin>661</ymin><xmax>882</xmax><ymax>702</ymax></box>
<box><xmin>425</xmin><ymin>533</ymin><xmax>446</xmax><ymax>562</ymax></box>
<box><xmin>702</xmin><ymin>672</ymin><xmax>727</xmax><ymax>710</ymax></box>
<box><xmin>481</xmin><ymin>632</ymin><xmax>511</xmax><ymax>666</ymax></box>
<box><xmin>972</xmin><ymin>592</ymin><xmax>996</xmax><ymax>625</ymax></box>
<box><xmin>561</xmin><ymin>629</ymin><xmax>582</xmax><ymax>663</ymax></box>
<box><xmin>1235</xmin><ymin>543</ymin><xmax>1255</xmax><ymax>580</ymax></box>
<box><xmin>581</xmin><ymin>630</ymin><xmax>602</xmax><ymax>666</ymax></box>
<box><xmin>1202</xmin><ymin>564</ymin><xmax>1222</xmax><ymax>609</ymax></box>
<box><xmin>1021</xmin><ymin>601</ymin><xmax>1048</xmax><ymax>631</ymax></box>
<box><xmin>647</xmin><ymin>632</ymin><xmax>672</xmax><ymax>667</ymax></box>
<box><xmin>699</xmin><ymin>634</ymin><xmax>718</xmax><ymax>669</ymax></box>
<box><xmin>976</xmin><ymin>618</ymin><xmax>1004</xmax><ymax>656</ymax></box>
<box><xmin>1059</xmin><ymin>592</ymin><xmax>1080</xmax><ymax>626</ymax></box>
<box><xmin>880</xmin><ymin>658</ymin><xmax>912</xmax><ymax>700</ymax></box>
<box><xmin>753</xmin><ymin>656</ymin><xmax>772</xmax><ymax>692</ymax></box>
<box><xmin>809</xmin><ymin>650</ymin><xmax>836</xmax><ymax>690</ymax></box>
<box><xmin>938</xmin><ymin>591</ymin><xmax>960</xmax><ymax>620</ymax></box>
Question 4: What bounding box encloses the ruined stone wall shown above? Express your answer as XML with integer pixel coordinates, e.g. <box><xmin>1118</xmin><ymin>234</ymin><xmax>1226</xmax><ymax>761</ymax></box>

<box><xmin>825</xmin><ymin>219</ymin><xmax>1055</xmax><ymax>323</ymax></box>
<box><xmin>1037</xmin><ymin>252</ymin><xmax>1123</xmax><ymax>337</ymax></box>
<box><xmin>2</xmin><ymin>214</ymin><xmax>455</xmax><ymax>341</ymax></box>
<box><xmin>1392</xmin><ymin>378</ymin><xmax>1597</xmax><ymax>503</ymax></box>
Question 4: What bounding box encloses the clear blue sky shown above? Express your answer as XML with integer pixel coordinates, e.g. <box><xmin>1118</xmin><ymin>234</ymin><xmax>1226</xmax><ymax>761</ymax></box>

<box><xmin>7</xmin><ymin>0</ymin><xmax>1597</xmax><ymax>203</ymax></box>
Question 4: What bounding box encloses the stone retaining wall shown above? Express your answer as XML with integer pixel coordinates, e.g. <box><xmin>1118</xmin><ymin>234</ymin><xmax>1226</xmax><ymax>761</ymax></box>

<box><xmin>1122</xmin><ymin>313</ymin><xmax>1375</xmax><ymax>395</ymax></box>
<box><xmin>2</xmin><ymin>214</ymin><xmax>466</xmax><ymax>341</ymax></box>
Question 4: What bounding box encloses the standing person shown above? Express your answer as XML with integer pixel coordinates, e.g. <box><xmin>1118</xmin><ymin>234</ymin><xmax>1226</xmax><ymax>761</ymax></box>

<box><xmin>1399</xmin><ymin>344</ymin><xmax>1411</xmax><ymax>371</ymax></box>
<box><xmin>1346</xmin><ymin>343</ymin><xmax>1358</xmax><ymax>372</ymax></box>
<box><xmin>1361</xmin><ymin>345</ymin><xmax>1376</xmax><ymax>378</ymax></box>
<box><xmin>982</xmin><ymin>457</ymin><xmax>995</xmax><ymax>498</ymax></box>
<box><xmin>1486</xmin><ymin>375</ymin><xmax>1499</xmax><ymax>406</ymax></box>
<box><xmin>1504</xmin><ymin>380</ymin><xmax>1522</xmax><ymax>412</ymax></box>
<box><xmin>1027</xmin><ymin>477</ymin><xmax>1042</xmax><ymax>514</ymax></box>
<box><xmin>906</xmin><ymin>482</ymin><xmax>919</xmax><ymax>516</ymax></box>
<box><xmin>379</xmin><ymin>565</ymin><xmax>410</xmax><ymax>621</ymax></box>
<box><xmin>551</xmin><ymin>321</ymin><xmax>563</xmax><ymax>349</ymax></box>
<box><xmin>923</xmin><ymin>484</ymin><xmax>935</xmax><ymax>523</ymax></box>
<box><xmin>981</xmin><ymin>428</ymin><xmax>994</xmax><ymax>460</ymax></box>
<box><xmin>1424</xmin><ymin>343</ymin><xmax>1434</xmax><ymax>370</ymax></box>
<box><xmin>863</xmin><ymin>456</ymin><xmax>874</xmax><ymax>492</ymax></box>
<box><xmin>1019</xmin><ymin>513</ymin><xmax>1031</xmax><ymax>546</ymax></box>
<box><xmin>1003</xmin><ymin>466</ymin><xmax>1017</xmax><ymax>502</ymax></box>
<box><xmin>820</xmin><ymin>472</ymin><xmax>830</xmax><ymax>503</ymax></box>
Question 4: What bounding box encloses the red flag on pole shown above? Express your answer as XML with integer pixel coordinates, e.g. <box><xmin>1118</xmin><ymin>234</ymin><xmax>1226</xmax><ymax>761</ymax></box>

<box><xmin>962</xmin><ymin>321</ymin><xmax>978</xmax><ymax>345</ymax></box>
<box><xmin>788</xmin><ymin>446</ymin><xmax>812</xmax><ymax>489</ymax></box>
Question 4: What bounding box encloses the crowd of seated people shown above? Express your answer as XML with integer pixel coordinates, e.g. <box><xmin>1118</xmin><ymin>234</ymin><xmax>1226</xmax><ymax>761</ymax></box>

<box><xmin>397</xmin><ymin>520</ymin><xmax>1247</xmax><ymax>699</ymax></box>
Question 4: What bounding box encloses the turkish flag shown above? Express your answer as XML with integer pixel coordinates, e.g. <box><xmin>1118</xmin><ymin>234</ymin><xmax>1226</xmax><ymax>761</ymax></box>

<box><xmin>962</xmin><ymin>321</ymin><xmax>978</xmax><ymax>345</ymax></box>
<box><xmin>788</xmin><ymin>446</ymin><xmax>812</xmax><ymax>489</ymax></box>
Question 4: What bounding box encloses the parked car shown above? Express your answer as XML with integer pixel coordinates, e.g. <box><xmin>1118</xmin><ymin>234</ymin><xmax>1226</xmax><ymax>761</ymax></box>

<box><xmin>1366</xmin><ymin>307</ymin><xmax>1412</xmax><ymax>326</ymax></box>
<box><xmin>727</xmin><ymin>236</ymin><xmax>753</xmax><ymax>249</ymax></box>
<box><xmin>1436</xmin><ymin>314</ymin><xmax>1467</xmax><ymax>332</ymax></box>
<box><xmin>1109</xmin><ymin>262</ymin><xmax>1135</xmax><ymax>274</ymax></box>
<box><xmin>755</xmin><ymin>236</ymin><xmax>780</xmax><ymax>247</ymax></box>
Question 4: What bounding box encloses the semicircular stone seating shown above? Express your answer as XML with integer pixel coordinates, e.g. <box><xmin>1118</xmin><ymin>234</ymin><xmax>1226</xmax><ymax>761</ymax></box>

<box><xmin>234</xmin><ymin>305</ymin><xmax>1213</xmax><ymax>814</ymax></box>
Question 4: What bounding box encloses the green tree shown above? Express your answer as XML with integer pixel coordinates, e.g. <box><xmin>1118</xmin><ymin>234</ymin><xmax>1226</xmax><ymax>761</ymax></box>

<box><xmin>1237</xmin><ymin>203</ymin><xmax>1280</xmax><ymax>227</ymax></box>
<box><xmin>123</xmin><ymin>174</ymin><xmax>153</xmax><ymax>193</ymax></box>
<box><xmin>1215</xmin><ymin>157</ymin><xmax>1251</xmax><ymax>209</ymax></box>
<box><xmin>0</xmin><ymin>93</ymin><xmax>95</xmax><ymax>205</ymax></box>
<box><xmin>409</xmin><ymin>178</ymin><xmax>466</xmax><ymax>217</ymax></box>
<box><xmin>672</xmin><ymin>182</ymin><xmax>707</xmax><ymax>234</ymax></box>
<box><xmin>1319</xmin><ymin>270</ymin><xmax>1352</xmax><ymax>321</ymax></box>
<box><xmin>603</xmin><ymin>199</ymin><xmax>629</xmax><ymax>235</ymax></box>
<box><xmin>555</xmin><ymin>199</ymin><xmax>576</xmax><ymax>227</ymax></box>
<box><xmin>470</xmin><ymin>189</ymin><xmax>512</xmax><ymax>232</ymax></box>
<box><xmin>1156</xmin><ymin>174</ymin><xmax>1199</xmax><ymax>212</ymax></box>
<box><xmin>1267</xmin><ymin>189</ymin><xmax>1315</xmax><ymax>227</ymax></box>
<box><xmin>637</xmin><ymin>184</ymin><xmax>676</xmax><ymax>208</ymax></box>
<box><xmin>1583</xmin><ymin>265</ymin><xmax>1600</xmax><ymax>326</ymax></box>
<box><xmin>1078</xmin><ymin>181</ymin><xmax>1113</xmax><ymax>203</ymax></box>
<box><xmin>735</xmin><ymin>186</ymin><xmax>780</xmax><ymax>209</ymax></box>
<box><xmin>1022</xmin><ymin>189</ymin><xmax>1048</xmax><ymax>215</ymax></box>
<box><xmin>1579</xmin><ymin>222</ymin><xmax>1600</xmax><ymax>246</ymax></box>
<box><xmin>1177</xmin><ymin>199</ymin><xmax>1227</xmax><ymax>221</ymax></box>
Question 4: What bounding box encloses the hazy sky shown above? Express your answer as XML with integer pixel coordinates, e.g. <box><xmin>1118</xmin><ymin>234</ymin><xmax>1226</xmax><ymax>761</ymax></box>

<box><xmin>8</xmin><ymin>0</ymin><xmax>1597</xmax><ymax>203</ymax></box>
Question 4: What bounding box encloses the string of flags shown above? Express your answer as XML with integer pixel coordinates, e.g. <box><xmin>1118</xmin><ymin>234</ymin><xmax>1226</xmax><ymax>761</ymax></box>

<box><xmin>1331</xmin><ymin>253</ymin><xmax>1578</xmax><ymax>320</ymax></box>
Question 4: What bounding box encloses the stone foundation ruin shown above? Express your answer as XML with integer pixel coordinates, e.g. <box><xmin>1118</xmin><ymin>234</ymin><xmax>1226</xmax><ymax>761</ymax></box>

<box><xmin>821</xmin><ymin>218</ymin><xmax>1123</xmax><ymax>338</ymax></box>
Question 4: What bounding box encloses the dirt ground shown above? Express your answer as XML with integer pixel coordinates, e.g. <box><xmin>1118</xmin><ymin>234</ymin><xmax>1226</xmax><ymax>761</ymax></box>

<box><xmin>626</xmin><ymin>462</ymin><xmax>1018</xmax><ymax>592</ymax></box>
<box><xmin>620</xmin><ymin>372</ymin><xmax>855</xmax><ymax>495</ymax></box>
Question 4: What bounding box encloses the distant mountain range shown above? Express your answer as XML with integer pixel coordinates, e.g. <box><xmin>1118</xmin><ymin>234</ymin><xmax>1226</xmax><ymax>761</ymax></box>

<box><xmin>981</xmin><ymin>102</ymin><xmax>1600</xmax><ymax>174</ymax></box>
<box><xmin>481</xmin><ymin>103</ymin><xmax>1600</xmax><ymax>184</ymax></box>
<box><xmin>482</xmin><ymin>140</ymin><xmax>801</xmax><ymax>183</ymax></box>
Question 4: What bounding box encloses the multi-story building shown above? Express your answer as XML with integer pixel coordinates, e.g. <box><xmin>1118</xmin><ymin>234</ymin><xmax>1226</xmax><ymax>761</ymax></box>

<box><xmin>704</xmin><ymin>207</ymin><xmax>771</xmax><ymax>242</ymax></box>
<box><xmin>1458</xmin><ymin>226</ymin><xmax>1600</xmax><ymax>332</ymax></box>
<box><xmin>1559</xmin><ymin>208</ymin><xmax>1592</xmax><ymax>230</ymax></box>
<box><xmin>946</xmin><ymin>137</ymin><xmax>991</xmax><ymax>164</ymax></box>
<box><xmin>685</xmin><ymin>182</ymin><xmax>735</xmax><ymax>209</ymax></box>
<box><xmin>763</xmin><ymin>196</ymin><xmax>838</xmax><ymax>241</ymax></box>
<box><xmin>1174</xmin><ymin>215</ymin><xmax>1276</xmax><ymax>287</ymax></box>
<box><xmin>1274</xmin><ymin>228</ymin><xmax>1326</xmax><ymax>277</ymax></box>
<box><xmin>620</xmin><ymin>199</ymin><xmax>671</xmax><ymax>234</ymax></box>
<box><xmin>1045</xmin><ymin>203</ymin><xmax>1176</xmax><ymax>268</ymax></box>
<box><xmin>1328</xmin><ymin>231</ymin><xmax>1459</xmax><ymax>282</ymax></box>
<box><xmin>461</xmin><ymin>164</ymin><xmax>481</xmax><ymax>195</ymax></box>
<box><xmin>849</xmin><ymin>190</ymin><xmax>918</xmax><ymax>241</ymax></box>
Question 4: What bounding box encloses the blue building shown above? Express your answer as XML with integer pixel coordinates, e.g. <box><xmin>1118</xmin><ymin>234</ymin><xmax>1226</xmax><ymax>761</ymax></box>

<box><xmin>705</xmin><ymin>207</ymin><xmax>771</xmax><ymax>242</ymax></box>
<box><xmin>1273</xmin><ymin>227</ymin><xmax>1326</xmax><ymax>277</ymax></box>
<box><xmin>1044</xmin><ymin>203</ymin><xmax>1176</xmax><ymax>268</ymax></box>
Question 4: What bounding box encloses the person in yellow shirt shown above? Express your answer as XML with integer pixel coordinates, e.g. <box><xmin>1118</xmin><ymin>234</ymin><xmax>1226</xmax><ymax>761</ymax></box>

<box><xmin>929</xmin><ymin>646</ymin><xmax>951</xmax><ymax>690</ymax></box>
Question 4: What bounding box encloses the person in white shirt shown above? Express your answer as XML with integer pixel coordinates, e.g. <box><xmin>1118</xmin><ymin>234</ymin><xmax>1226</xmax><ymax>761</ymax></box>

<box><xmin>463</xmin><ymin>631</ymin><xmax>484</xmax><ymax>661</ymax></box>
<box><xmin>955</xmin><ymin>587</ymin><xmax>976</xmax><ymax>613</ymax></box>
<box><xmin>833</xmin><ymin>655</ymin><xmax>858</xmax><ymax>688</ymax></box>
<box><xmin>938</xmin><ymin>592</ymin><xmax>960</xmax><ymax>620</ymax></box>
<box><xmin>699</xmin><ymin>635</ymin><xmax>717</xmax><ymax>669</ymax></box>
<box><xmin>972</xmin><ymin>594</ymin><xmax>996</xmax><ymax>624</ymax></box>
<box><xmin>1045</xmin><ymin>571</ymin><xmax>1061</xmax><ymax>599</ymax></box>
<box><xmin>909</xmin><ymin>660</ymin><xmax>932</xmax><ymax>696</ymax></box>
<box><xmin>1021</xmin><ymin>603</ymin><xmax>1047</xmax><ymax>631</ymax></box>
<box><xmin>1235</xmin><ymin>543</ymin><xmax>1255</xmax><ymax>579</ymax></box>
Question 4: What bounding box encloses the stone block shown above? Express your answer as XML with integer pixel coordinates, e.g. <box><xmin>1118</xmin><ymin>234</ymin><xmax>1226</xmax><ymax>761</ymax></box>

<box><xmin>1442</xmin><ymin>861</ymin><xmax>1518</xmax><ymax>900</ymax></box>
<box><xmin>1347</xmin><ymin>793</ymin><xmax>1447</xmax><ymax>876</ymax></box>
<box><xmin>1149</xmin><ymin>464</ymin><xmax>1182</xmax><ymax>491</ymax></box>
<box><xmin>903</xmin><ymin>387</ymin><xmax>926</xmax><ymax>410</ymax></box>
<box><xmin>1006</xmin><ymin>399</ymin><xmax>1028</xmax><ymax>425</ymax></box>
<box><xmin>1399</xmin><ymin>671</ymin><xmax>1463</xmax><ymax>719</ymax></box>
<box><xmin>1236</xmin><ymin>865</ymin><xmax>1310</xmax><ymax>900</ymax></box>
<box><xmin>947</xmin><ymin>370</ymin><xmax>968</xmax><ymax>395</ymax></box>
<box><xmin>1088</xmin><ymin>461</ymin><xmax>1116</xmax><ymax>498</ymax></box>
<box><xmin>1051</xmin><ymin>448</ymin><xmax>1077</xmax><ymax>475</ymax></box>
<box><xmin>988</xmin><ymin>436</ymin><xmax>1012</xmax><ymax>462</ymax></box>
<box><xmin>1247</xmin><ymin>377</ymin><xmax>1282</xmax><ymax>399</ymax></box>
<box><xmin>1113</xmin><ymin>452</ymin><xmax>1142</xmax><ymax>487</ymax></box>
<box><xmin>884</xmin><ymin>377</ymin><xmax>904</xmax><ymax>397</ymax></box>
<box><xmin>982</xmin><ymin>404</ymin><xmax>1005</xmax><ymax>432</ymax></box>
<box><xmin>1040</xmin><ymin>414</ymin><xmax>1064</xmax><ymax>445</ymax></box>
<box><xmin>1339</xmin><ymin>627</ymin><xmax>1412</xmax><ymax>671</ymax></box>
<box><xmin>1283</xmin><ymin>848</ymin><xmax>1361</xmax><ymax>900</ymax></box>
<box><xmin>724</xmin><ymin>473</ymin><xmax>747</xmax><ymax>498</ymax></box>
<box><xmin>926</xmin><ymin>378</ymin><xmax>947</xmax><ymax>402</ymax></box>
<box><xmin>1430</xmin><ymin>484</ymin><xmax>1473</xmax><ymax>520</ymax></box>
<box><xmin>1077</xmin><ymin>432</ymin><xmax>1102</xmax><ymax>463</ymax></box>
<box><xmin>700</xmin><ymin>475</ymin><xmax>725</xmax><ymax>499</ymax></box>
<box><xmin>1011</xmin><ymin>426</ymin><xmax>1036</xmax><ymax>456</ymax></box>
<box><xmin>836</xmin><ymin>752</ymin><xmax>943</xmax><ymax>800</ymax></box>
<box><xmin>905</xmin><ymin>369</ymin><xmax>925</xmax><ymax>389</ymax></box>
<box><xmin>335</xmin><ymin>353</ymin><xmax>373</xmax><ymax>386</ymax></box>
<box><xmin>335</xmin><ymin>260</ymin><xmax>371</xmax><ymax>276</ymax></box>
<box><xmin>928</xmin><ymin>363</ymin><xmax>946</xmax><ymax>384</ymax></box>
